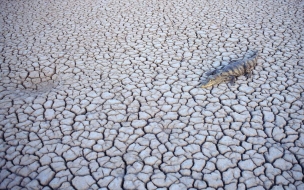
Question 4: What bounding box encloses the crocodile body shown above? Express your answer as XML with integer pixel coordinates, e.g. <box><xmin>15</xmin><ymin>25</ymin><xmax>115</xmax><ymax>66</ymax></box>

<box><xmin>201</xmin><ymin>50</ymin><xmax>259</xmax><ymax>88</ymax></box>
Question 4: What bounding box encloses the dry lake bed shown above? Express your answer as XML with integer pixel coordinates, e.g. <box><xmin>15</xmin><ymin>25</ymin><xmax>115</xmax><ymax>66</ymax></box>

<box><xmin>0</xmin><ymin>0</ymin><xmax>303</xmax><ymax>189</ymax></box>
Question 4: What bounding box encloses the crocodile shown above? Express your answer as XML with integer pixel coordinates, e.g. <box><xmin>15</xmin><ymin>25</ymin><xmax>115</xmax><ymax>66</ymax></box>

<box><xmin>201</xmin><ymin>50</ymin><xmax>259</xmax><ymax>88</ymax></box>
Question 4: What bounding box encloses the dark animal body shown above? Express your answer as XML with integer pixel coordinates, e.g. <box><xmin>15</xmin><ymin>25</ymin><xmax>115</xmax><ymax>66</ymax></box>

<box><xmin>201</xmin><ymin>50</ymin><xmax>259</xmax><ymax>88</ymax></box>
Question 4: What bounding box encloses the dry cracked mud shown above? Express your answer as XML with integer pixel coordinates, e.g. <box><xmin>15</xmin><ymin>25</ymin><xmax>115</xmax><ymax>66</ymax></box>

<box><xmin>0</xmin><ymin>0</ymin><xmax>304</xmax><ymax>189</ymax></box>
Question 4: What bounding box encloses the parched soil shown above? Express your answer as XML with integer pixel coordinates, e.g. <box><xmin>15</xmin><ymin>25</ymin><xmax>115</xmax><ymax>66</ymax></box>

<box><xmin>0</xmin><ymin>0</ymin><xmax>303</xmax><ymax>189</ymax></box>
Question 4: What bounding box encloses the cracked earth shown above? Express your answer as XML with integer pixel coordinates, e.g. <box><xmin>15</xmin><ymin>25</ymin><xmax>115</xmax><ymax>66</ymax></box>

<box><xmin>0</xmin><ymin>0</ymin><xmax>304</xmax><ymax>189</ymax></box>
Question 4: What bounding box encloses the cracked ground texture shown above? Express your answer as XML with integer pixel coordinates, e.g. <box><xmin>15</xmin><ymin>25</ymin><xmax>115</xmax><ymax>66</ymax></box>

<box><xmin>0</xmin><ymin>0</ymin><xmax>303</xmax><ymax>189</ymax></box>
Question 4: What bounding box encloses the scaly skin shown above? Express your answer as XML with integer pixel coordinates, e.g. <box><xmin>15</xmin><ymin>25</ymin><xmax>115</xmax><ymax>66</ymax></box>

<box><xmin>201</xmin><ymin>50</ymin><xmax>259</xmax><ymax>88</ymax></box>
<box><xmin>200</xmin><ymin>74</ymin><xmax>227</xmax><ymax>88</ymax></box>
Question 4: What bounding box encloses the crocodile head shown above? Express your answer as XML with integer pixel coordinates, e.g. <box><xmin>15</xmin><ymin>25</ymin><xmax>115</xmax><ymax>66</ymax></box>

<box><xmin>246</xmin><ymin>50</ymin><xmax>259</xmax><ymax>59</ymax></box>
<box><xmin>201</xmin><ymin>74</ymin><xmax>225</xmax><ymax>88</ymax></box>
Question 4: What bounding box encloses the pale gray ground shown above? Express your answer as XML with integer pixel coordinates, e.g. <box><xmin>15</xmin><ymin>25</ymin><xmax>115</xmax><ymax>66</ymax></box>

<box><xmin>0</xmin><ymin>0</ymin><xmax>303</xmax><ymax>189</ymax></box>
